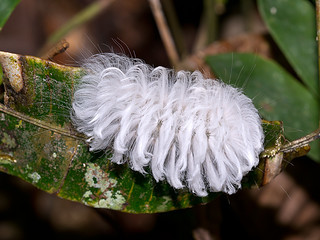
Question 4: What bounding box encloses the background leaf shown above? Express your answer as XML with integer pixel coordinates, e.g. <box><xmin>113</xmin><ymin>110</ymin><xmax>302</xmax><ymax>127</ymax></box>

<box><xmin>257</xmin><ymin>0</ymin><xmax>318</xmax><ymax>96</ymax></box>
<box><xmin>206</xmin><ymin>52</ymin><xmax>319</xmax><ymax>161</ymax></box>
<box><xmin>0</xmin><ymin>0</ymin><xmax>21</xmax><ymax>31</ymax></box>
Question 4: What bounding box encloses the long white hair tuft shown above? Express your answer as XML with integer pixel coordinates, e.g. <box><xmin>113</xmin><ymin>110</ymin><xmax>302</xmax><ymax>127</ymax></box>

<box><xmin>71</xmin><ymin>53</ymin><xmax>264</xmax><ymax>196</ymax></box>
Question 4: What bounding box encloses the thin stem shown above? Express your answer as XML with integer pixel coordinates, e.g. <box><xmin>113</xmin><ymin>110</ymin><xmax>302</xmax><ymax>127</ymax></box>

<box><xmin>41</xmin><ymin>39</ymin><xmax>69</xmax><ymax>60</ymax></box>
<box><xmin>204</xmin><ymin>0</ymin><xmax>218</xmax><ymax>44</ymax></box>
<box><xmin>241</xmin><ymin>0</ymin><xmax>255</xmax><ymax>32</ymax></box>
<box><xmin>192</xmin><ymin>14</ymin><xmax>208</xmax><ymax>53</ymax></box>
<box><xmin>161</xmin><ymin>0</ymin><xmax>187</xmax><ymax>58</ymax></box>
<box><xmin>193</xmin><ymin>0</ymin><xmax>225</xmax><ymax>52</ymax></box>
<box><xmin>280</xmin><ymin>128</ymin><xmax>320</xmax><ymax>153</ymax></box>
<box><xmin>149</xmin><ymin>0</ymin><xmax>180</xmax><ymax>67</ymax></box>
<box><xmin>40</xmin><ymin>0</ymin><xmax>115</xmax><ymax>55</ymax></box>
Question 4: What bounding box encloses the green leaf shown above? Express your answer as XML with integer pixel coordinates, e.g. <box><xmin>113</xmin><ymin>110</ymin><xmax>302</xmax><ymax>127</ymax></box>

<box><xmin>258</xmin><ymin>0</ymin><xmax>318</xmax><ymax>96</ymax></box>
<box><xmin>0</xmin><ymin>51</ymin><xmax>297</xmax><ymax>213</ymax></box>
<box><xmin>206</xmin><ymin>53</ymin><xmax>319</xmax><ymax>161</ymax></box>
<box><xmin>0</xmin><ymin>0</ymin><xmax>20</xmax><ymax>30</ymax></box>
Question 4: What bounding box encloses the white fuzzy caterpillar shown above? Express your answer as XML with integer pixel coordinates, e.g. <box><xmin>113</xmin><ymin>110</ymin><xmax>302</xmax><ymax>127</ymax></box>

<box><xmin>71</xmin><ymin>53</ymin><xmax>264</xmax><ymax>196</ymax></box>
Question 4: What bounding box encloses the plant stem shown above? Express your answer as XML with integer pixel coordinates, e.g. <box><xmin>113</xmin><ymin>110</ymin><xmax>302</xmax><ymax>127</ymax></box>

<box><xmin>193</xmin><ymin>0</ymin><xmax>226</xmax><ymax>53</ymax></box>
<box><xmin>161</xmin><ymin>0</ymin><xmax>188</xmax><ymax>58</ymax></box>
<box><xmin>149</xmin><ymin>0</ymin><xmax>180</xmax><ymax>67</ymax></box>
<box><xmin>161</xmin><ymin>0</ymin><xmax>187</xmax><ymax>58</ymax></box>
<box><xmin>280</xmin><ymin>128</ymin><xmax>320</xmax><ymax>153</ymax></box>
<box><xmin>241</xmin><ymin>0</ymin><xmax>255</xmax><ymax>32</ymax></box>
<box><xmin>41</xmin><ymin>0</ymin><xmax>114</xmax><ymax>55</ymax></box>
<box><xmin>204</xmin><ymin>0</ymin><xmax>218</xmax><ymax>44</ymax></box>
<box><xmin>41</xmin><ymin>39</ymin><xmax>69</xmax><ymax>60</ymax></box>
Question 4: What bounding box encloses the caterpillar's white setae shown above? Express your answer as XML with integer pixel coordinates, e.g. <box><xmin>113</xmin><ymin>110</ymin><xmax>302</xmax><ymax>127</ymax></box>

<box><xmin>71</xmin><ymin>53</ymin><xmax>264</xmax><ymax>196</ymax></box>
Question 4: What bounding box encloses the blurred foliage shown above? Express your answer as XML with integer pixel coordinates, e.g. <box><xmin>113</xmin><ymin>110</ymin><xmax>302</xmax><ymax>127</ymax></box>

<box><xmin>207</xmin><ymin>0</ymin><xmax>320</xmax><ymax>162</ymax></box>
<box><xmin>0</xmin><ymin>0</ymin><xmax>20</xmax><ymax>30</ymax></box>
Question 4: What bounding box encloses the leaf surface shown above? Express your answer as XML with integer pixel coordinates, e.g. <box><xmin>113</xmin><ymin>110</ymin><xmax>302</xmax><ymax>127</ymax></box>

<box><xmin>258</xmin><ymin>0</ymin><xmax>318</xmax><ymax>96</ymax></box>
<box><xmin>0</xmin><ymin>51</ymin><xmax>299</xmax><ymax>212</ymax></box>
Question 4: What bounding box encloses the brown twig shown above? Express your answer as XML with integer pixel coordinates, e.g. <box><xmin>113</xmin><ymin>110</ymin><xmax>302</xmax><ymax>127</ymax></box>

<box><xmin>161</xmin><ymin>0</ymin><xmax>187</xmax><ymax>58</ymax></box>
<box><xmin>41</xmin><ymin>39</ymin><xmax>70</xmax><ymax>61</ymax></box>
<box><xmin>280</xmin><ymin>128</ymin><xmax>320</xmax><ymax>153</ymax></box>
<box><xmin>148</xmin><ymin>0</ymin><xmax>180</xmax><ymax>67</ymax></box>
<box><xmin>39</xmin><ymin>0</ymin><xmax>115</xmax><ymax>57</ymax></box>
<box><xmin>204</xmin><ymin>0</ymin><xmax>218</xmax><ymax>45</ymax></box>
